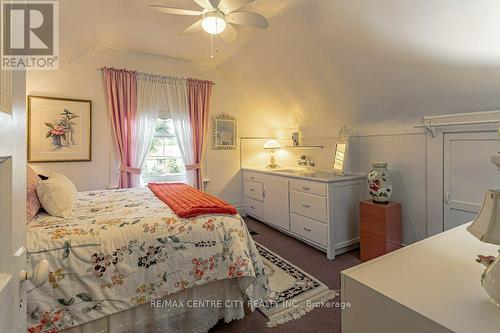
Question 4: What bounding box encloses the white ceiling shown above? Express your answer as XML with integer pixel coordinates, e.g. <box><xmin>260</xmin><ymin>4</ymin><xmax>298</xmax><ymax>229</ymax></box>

<box><xmin>58</xmin><ymin>0</ymin><xmax>500</xmax><ymax>130</ymax></box>
<box><xmin>218</xmin><ymin>0</ymin><xmax>500</xmax><ymax>133</ymax></box>
<box><xmin>59</xmin><ymin>0</ymin><xmax>302</xmax><ymax>66</ymax></box>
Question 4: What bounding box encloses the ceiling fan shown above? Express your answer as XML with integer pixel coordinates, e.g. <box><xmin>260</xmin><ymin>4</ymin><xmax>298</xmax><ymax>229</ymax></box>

<box><xmin>150</xmin><ymin>0</ymin><xmax>269</xmax><ymax>43</ymax></box>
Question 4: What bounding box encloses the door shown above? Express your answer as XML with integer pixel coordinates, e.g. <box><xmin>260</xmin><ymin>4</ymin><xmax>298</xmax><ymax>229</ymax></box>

<box><xmin>443</xmin><ymin>131</ymin><xmax>500</xmax><ymax>230</ymax></box>
<box><xmin>0</xmin><ymin>69</ymin><xmax>27</xmax><ymax>332</ymax></box>
<box><xmin>263</xmin><ymin>175</ymin><xmax>290</xmax><ymax>230</ymax></box>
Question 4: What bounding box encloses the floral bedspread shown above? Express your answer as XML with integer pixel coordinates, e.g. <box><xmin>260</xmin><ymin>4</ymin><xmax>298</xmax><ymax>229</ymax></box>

<box><xmin>26</xmin><ymin>188</ymin><xmax>269</xmax><ymax>333</ymax></box>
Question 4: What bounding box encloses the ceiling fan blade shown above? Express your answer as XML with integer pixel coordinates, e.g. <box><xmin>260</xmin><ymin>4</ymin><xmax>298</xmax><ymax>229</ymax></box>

<box><xmin>219</xmin><ymin>23</ymin><xmax>238</xmax><ymax>43</ymax></box>
<box><xmin>179</xmin><ymin>19</ymin><xmax>203</xmax><ymax>35</ymax></box>
<box><xmin>226</xmin><ymin>11</ymin><xmax>268</xmax><ymax>29</ymax></box>
<box><xmin>192</xmin><ymin>0</ymin><xmax>214</xmax><ymax>9</ymax></box>
<box><xmin>209</xmin><ymin>0</ymin><xmax>222</xmax><ymax>9</ymax></box>
<box><xmin>150</xmin><ymin>5</ymin><xmax>202</xmax><ymax>16</ymax></box>
<box><xmin>219</xmin><ymin>0</ymin><xmax>253</xmax><ymax>13</ymax></box>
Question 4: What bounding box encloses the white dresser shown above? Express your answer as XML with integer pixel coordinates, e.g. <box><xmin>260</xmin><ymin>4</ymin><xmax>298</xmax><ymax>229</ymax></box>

<box><xmin>341</xmin><ymin>224</ymin><xmax>500</xmax><ymax>333</ymax></box>
<box><xmin>242</xmin><ymin>167</ymin><xmax>365</xmax><ymax>259</ymax></box>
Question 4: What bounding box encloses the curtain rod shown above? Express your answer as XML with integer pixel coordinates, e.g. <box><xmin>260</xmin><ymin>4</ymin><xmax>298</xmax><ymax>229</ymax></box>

<box><xmin>98</xmin><ymin>66</ymin><xmax>215</xmax><ymax>85</ymax></box>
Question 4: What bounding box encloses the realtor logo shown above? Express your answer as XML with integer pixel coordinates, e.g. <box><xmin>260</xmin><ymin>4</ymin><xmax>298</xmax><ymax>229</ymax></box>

<box><xmin>1</xmin><ymin>0</ymin><xmax>59</xmax><ymax>70</ymax></box>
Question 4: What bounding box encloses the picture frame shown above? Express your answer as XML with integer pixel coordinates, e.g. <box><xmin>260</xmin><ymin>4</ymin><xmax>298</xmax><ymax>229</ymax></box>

<box><xmin>212</xmin><ymin>113</ymin><xmax>237</xmax><ymax>150</ymax></box>
<box><xmin>28</xmin><ymin>95</ymin><xmax>92</xmax><ymax>162</ymax></box>
<box><xmin>332</xmin><ymin>142</ymin><xmax>349</xmax><ymax>176</ymax></box>
<box><xmin>332</xmin><ymin>125</ymin><xmax>351</xmax><ymax>176</ymax></box>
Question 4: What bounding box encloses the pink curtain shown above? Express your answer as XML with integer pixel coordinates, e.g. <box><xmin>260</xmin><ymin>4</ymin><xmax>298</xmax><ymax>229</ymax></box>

<box><xmin>103</xmin><ymin>68</ymin><xmax>138</xmax><ymax>188</ymax></box>
<box><xmin>186</xmin><ymin>79</ymin><xmax>213</xmax><ymax>190</ymax></box>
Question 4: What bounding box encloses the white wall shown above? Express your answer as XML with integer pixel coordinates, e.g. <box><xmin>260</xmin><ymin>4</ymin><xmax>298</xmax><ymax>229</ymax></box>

<box><xmin>28</xmin><ymin>0</ymin><xmax>500</xmax><ymax>246</ymax></box>
<box><xmin>212</xmin><ymin>0</ymin><xmax>500</xmax><ymax>245</ymax></box>
<box><xmin>27</xmin><ymin>45</ymin><xmax>234</xmax><ymax>191</ymax></box>
<box><xmin>239</xmin><ymin>128</ymin><xmax>427</xmax><ymax>245</ymax></box>
<box><xmin>350</xmin><ymin>132</ymin><xmax>427</xmax><ymax>245</ymax></box>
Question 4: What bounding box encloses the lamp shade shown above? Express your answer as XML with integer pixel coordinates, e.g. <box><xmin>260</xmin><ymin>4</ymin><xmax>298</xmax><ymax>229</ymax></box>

<box><xmin>263</xmin><ymin>140</ymin><xmax>281</xmax><ymax>150</ymax></box>
<box><xmin>467</xmin><ymin>190</ymin><xmax>500</xmax><ymax>245</ymax></box>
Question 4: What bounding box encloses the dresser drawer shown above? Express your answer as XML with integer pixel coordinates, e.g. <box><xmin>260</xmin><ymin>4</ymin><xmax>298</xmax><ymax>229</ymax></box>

<box><xmin>290</xmin><ymin>191</ymin><xmax>327</xmax><ymax>223</ymax></box>
<box><xmin>291</xmin><ymin>213</ymin><xmax>327</xmax><ymax>246</ymax></box>
<box><xmin>290</xmin><ymin>179</ymin><xmax>327</xmax><ymax>197</ymax></box>
<box><xmin>244</xmin><ymin>181</ymin><xmax>264</xmax><ymax>201</ymax></box>
<box><xmin>243</xmin><ymin>171</ymin><xmax>264</xmax><ymax>183</ymax></box>
<box><xmin>244</xmin><ymin>197</ymin><xmax>264</xmax><ymax>219</ymax></box>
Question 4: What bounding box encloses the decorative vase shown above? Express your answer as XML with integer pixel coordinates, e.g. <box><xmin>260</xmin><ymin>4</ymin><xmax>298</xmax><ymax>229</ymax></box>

<box><xmin>52</xmin><ymin>135</ymin><xmax>62</xmax><ymax>147</ymax></box>
<box><xmin>367</xmin><ymin>162</ymin><xmax>393</xmax><ymax>203</ymax></box>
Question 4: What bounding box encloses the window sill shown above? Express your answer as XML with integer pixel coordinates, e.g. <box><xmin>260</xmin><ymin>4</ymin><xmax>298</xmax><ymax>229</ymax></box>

<box><xmin>141</xmin><ymin>174</ymin><xmax>186</xmax><ymax>185</ymax></box>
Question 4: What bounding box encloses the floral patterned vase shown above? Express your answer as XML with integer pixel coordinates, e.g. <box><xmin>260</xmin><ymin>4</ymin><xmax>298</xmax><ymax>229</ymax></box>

<box><xmin>367</xmin><ymin>162</ymin><xmax>393</xmax><ymax>203</ymax></box>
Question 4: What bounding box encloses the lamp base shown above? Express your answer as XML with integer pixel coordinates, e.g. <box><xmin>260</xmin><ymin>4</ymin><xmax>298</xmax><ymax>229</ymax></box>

<box><xmin>478</xmin><ymin>254</ymin><xmax>500</xmax><ymax>309</ymax></box>
<box><xmin>266</xmin><ymin>163</ymin><xmax>280</xmax><ymax>169</ymax></box>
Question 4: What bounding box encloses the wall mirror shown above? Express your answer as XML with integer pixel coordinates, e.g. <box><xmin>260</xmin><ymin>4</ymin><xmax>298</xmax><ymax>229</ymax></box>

<box><xmin>212</xmin><ymin>113</ymin><xmax>237</xmax><ymax>150</ymax></box>
<box><xmin>332</xmin><ymin>125</ymin><xmax>351</xmax><ymax>176</ymax></box>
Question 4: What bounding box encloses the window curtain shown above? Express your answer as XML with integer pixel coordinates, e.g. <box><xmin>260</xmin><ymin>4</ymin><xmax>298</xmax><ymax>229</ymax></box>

<box><xmin>186</xmin><ymin>79</ymin><xmax>213</xmax><ymax>190</ymax></box>
<box><xmin>102</xmin><ymin>68</ymin><xmax>138</xmax><ymax>188</ymax></box>
<box><xmin>165</xmin><ymin>79</ymin><xmax>196</xmax><ymax>186</ymax></box>
<box><xmin>103</xmin><ymin>67</ymin><xmax>212</xmax><ymax>190</ymax></box>
<box><xmin>133</xmin><ymin>75</ymin><xmax>163</xmax><ymax>187</ymax></box>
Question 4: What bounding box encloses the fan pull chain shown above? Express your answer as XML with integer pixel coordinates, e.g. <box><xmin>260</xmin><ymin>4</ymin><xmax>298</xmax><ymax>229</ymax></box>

<box><xmin>210</xmin><ymin>34</ymin><xmax>214</xmax><ymax>59</ymax></box>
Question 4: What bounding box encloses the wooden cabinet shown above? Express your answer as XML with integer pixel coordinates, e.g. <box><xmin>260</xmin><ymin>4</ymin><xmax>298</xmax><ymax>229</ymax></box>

<box><xmin>290</xmin><ymin>213</ymin><xmax>328</xmax><ymax>246</ymax></box>
<box><xmin>290</xmin><ymin>191</ymin><xmax>328</xmax><ymax>223</ymax></box>
<box><xmin>243</xmin><ymin>168</ymin><xmax>364</xmax><ymax>259</ymax></box>
<box><xmin>359</xmin><ymin>201</ymin><xmax>402</xmax><ymax>262</ymax></box>
<box><xmin>263</xmin><ymin>176</ymin><xmax>290</xmax><ymax>230</ymax></box>
<box><xmin>244</xmin><ymin>173</ymin><xmax>290</xmax><ymax>230</ymax></box>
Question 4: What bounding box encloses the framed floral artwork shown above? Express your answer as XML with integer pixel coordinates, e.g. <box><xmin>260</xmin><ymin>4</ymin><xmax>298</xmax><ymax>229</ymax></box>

<box><xmin>28</xmin><ymin>96</ymin><xmax>92</xmax><ymax>162</ymax></box>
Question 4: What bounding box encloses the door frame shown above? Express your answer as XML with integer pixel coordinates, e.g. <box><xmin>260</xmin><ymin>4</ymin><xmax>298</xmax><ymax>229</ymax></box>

<box><xmin>426</xmin><ymin>113</ymin><xmax>500</xmax><ymax>237</ymax></box>
<box><xmin>442</xmin><ymin>131</ymin><xmax>498</xmax><ymax>230</ymax></box>
<box><xmin>0</xmin><ymin>69</ymin><xmax>27</xmax><ymax>332</ymax></box>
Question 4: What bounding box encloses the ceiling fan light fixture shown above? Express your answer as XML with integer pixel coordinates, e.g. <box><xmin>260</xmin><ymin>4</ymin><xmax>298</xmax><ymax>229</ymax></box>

<box><xmin>201</xmin><ymin>11</ymin><xmax>226</xmax><ymax>35</ymax></box>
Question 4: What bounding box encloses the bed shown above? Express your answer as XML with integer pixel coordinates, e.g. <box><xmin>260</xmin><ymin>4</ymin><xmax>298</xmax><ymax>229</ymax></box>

<box><xmin>26</xmin><ymin>187</ymin><xmax>269</xmax><ymax>333</ymax></box>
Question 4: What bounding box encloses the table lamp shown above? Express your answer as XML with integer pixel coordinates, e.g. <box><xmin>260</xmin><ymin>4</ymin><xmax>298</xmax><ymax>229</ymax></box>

<box><xmin>468</xmin><ymin>189</ymin><xmax>500</xmax><ymax>308</ymax></box>
<box><xmin>263</xmin><ymin>139</ymin><xmax>281</xmax><ymax>169</ymax></box>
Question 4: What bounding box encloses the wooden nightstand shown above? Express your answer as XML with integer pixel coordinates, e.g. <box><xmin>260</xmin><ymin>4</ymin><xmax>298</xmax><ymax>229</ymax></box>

<box><xmin>359</xmin><ymin>201</ymin><xmax>402</xmax><ymax>262</ymax></box>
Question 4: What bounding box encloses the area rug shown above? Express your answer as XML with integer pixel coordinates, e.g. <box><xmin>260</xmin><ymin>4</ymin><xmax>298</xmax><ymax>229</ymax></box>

<box><xmin>255</xmin><ymin>242</ymin><xmax>339</xmax><ymax>327</ymax></box>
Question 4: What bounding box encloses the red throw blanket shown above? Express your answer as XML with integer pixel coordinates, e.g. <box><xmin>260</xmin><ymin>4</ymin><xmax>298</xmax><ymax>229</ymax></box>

<box><xmin>148</xmin><ymin>182</ymin><xmax>238</xmax><ymax>218</ymax></box>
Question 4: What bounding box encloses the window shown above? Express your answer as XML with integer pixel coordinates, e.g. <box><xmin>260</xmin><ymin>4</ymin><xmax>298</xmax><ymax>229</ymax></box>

<box><xmin>141</xmin><ymin>119</ymin><xmax>186</xmax><ymax>185</ymax></box>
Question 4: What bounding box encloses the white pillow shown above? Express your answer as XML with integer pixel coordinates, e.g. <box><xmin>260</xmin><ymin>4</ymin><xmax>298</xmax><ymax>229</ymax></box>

<box><xmin>37</xmin><ymin>172</ymin><xmax>77</xmax><ymax>218</ymax></box>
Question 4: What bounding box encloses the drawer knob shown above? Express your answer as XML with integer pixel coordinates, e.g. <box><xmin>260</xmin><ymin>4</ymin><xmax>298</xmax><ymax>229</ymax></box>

<box><xmin>303</xmin><ymin>227</ymin><xmax>312</xmax><ymax>232</ymax></box>
<box><xmin>250</xmin><ymin>189</ymin><xmax>255</xmax><ymax>192</ymax></box>
<box><xmin>250</xmin><ymin>177</ymin><xmax>256</xmax><ymax>180</ymax></box>
<box><xmin>302</xmin><ymin>186</ymin><xmax>310</xmax><ymax>190</ymax></box>
<box><xmin>302</xmin><ymin>203</ymin><xmax>311</xmax><ymax>208</ymax></box>
<box><xmin>250</xmin><ymin>206</ymin><xmax>256</xmax><ymax>209</ymax></box>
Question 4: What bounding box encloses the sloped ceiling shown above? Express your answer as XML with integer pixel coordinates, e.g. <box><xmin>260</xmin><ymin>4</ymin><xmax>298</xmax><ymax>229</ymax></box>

<box><xmin>59</xmin><ymin>0</ymin><xmax>301</xmax><ymax>67</ymax></box>
<box><xmin>59</xmin><ymin>0</ymin><xmax>500</xmax><ymax>133</ymax></box>
<box><xmin>219</xmin><ymin>0</ymin><xmax>500</xmax><ymax>135</ymax></box>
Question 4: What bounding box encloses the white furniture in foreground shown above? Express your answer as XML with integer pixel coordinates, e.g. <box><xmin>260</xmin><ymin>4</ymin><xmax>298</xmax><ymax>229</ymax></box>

<box><xmin>242</xmin><ymin>167</ymin><xmax>365</xmax><ymax>259</ymax></box>
<box><xmin>341</xmin><ymin>224</ymin><xmax>500</xmax><ymax>333</ymax></box>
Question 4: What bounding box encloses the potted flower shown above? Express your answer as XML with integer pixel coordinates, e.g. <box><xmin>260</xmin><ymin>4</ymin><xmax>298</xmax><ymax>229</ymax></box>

<box><xmin>45</xmin><ymin>109</ymin><xmax>79</xmax><ymax>148</ymax></box>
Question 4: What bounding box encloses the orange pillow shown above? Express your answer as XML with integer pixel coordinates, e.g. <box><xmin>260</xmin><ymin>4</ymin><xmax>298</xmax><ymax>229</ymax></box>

<box><xmin>26</xmin><ymin>165</ymin><xmax>41</xmax><ymax>220</ymax></box>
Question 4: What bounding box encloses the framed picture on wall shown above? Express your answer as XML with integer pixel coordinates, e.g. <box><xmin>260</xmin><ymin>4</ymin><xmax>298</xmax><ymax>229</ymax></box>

<box><xmin>28</xmin><ymin>96</ymin><xmax>92</xmax><ymax>162</ymax></box>
<box><xmin>212</xmin><ymin>113</ymin><xmax>237</xmax><ymax>150</ymax></box>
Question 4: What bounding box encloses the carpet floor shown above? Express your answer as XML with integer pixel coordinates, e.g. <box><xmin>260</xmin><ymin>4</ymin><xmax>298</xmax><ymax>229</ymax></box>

<box><xmin>210</xmin><ymin>217</ymin><xmax>361</xmax><ymax>333</ymax></box>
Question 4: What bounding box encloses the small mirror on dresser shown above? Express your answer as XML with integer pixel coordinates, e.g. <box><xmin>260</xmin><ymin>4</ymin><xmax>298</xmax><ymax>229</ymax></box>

<box><xmin>332</xmin><ymin>125</ymin><xmax>351</xmax><ymax>176</ymax></box>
